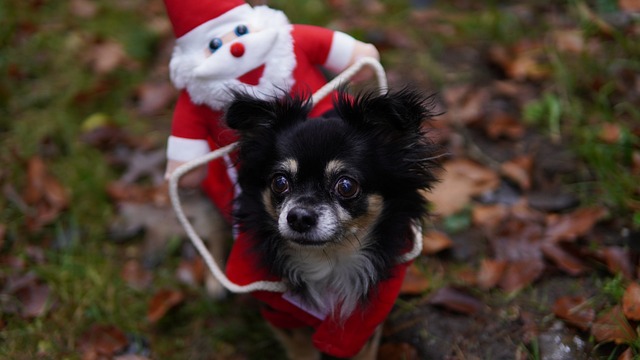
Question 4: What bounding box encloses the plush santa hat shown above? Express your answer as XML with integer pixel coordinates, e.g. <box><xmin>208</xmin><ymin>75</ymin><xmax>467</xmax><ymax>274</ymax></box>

<box><xmin>163</xmin><ymin>0</ymin><xmax>250</xmax><ymax>39</ymax></box>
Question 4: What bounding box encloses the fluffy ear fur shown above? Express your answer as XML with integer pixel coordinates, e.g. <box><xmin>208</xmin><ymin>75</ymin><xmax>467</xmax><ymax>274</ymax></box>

<box><xmin>224</xmin><ymin>91</ymin><xmax>312</xmax><ymax>134</ymax></box>
<box><xmin>334</xmin><ymin>87</ymin><xmax>438</xmax><ymax>134</ymax></box>
<box><xmin>334</xmin><ymin>87</ymin><xmax>441</xmax><ymax>193</ymax></box>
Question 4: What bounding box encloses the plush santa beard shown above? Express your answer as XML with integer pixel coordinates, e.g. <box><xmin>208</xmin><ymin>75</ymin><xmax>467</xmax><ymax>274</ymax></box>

<box><xmin>169</xmin><ymin>6</ymin><xmax>296</xmax><ymax>111</ymax></box>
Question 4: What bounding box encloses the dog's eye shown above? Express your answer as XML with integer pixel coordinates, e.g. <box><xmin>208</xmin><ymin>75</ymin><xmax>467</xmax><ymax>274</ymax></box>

<box><xmin>271</xmin><ymin>175</ymin><xmax>290</xmax><ymax>195</ymax></box>
<box><xmin>334</xmin><ymin>177</ymin><xmax>360</xmax><ymax>199</ymax></box>
<box><xmin>208</xmin><ymin>38</ymin><xmax>223</xmax><ymax>53</ymax></box>
<box><xmin>234</xmin><ymin>25</ymin><xmax>249</xmax><ymax>37</ymax></box>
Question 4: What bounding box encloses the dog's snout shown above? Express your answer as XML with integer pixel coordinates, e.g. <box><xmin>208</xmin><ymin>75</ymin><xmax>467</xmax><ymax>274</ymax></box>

<box><xmin>287</xmin><ymin>207</ymin><xmax>317</xmax><ymax>233</ymax></box>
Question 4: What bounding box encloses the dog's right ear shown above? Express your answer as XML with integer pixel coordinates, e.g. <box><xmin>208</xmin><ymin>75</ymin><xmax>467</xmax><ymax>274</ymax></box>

<box><xmin>224</xmin><ymin>92</ymin><xmax>311</xmax><ymax>134</ymax></box>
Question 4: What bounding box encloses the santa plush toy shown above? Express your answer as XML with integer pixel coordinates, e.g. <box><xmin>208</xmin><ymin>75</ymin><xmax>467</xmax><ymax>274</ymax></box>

<box><xmin>163</xmin><ymin>0</ymin><xmax>379</xmax><ymax>218</ymax></box>
<box><xmin>162</xmin><ymin>0</ymin><xmax>388</xmax><ymax>358</ymax></box>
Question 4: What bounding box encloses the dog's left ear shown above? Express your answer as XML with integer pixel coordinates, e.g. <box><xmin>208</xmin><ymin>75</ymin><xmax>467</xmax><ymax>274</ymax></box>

<box><xmin>224</xmin><ymin>92</ymin><xmax>311</xmax><ymax>135</ymax></box>
<box><xmin>335</xmin><ymin>87</ymin><xmax>437</xmax><ymax>135</ymax></box>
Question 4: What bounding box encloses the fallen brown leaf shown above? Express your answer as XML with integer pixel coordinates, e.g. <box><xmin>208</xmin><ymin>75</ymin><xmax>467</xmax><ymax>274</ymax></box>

<box><xmin>552</xmin><ymin>296</ymin><xmax>595</xmax><ymax>331</ymax></box>
<box><xmin>622</xmin><ymin>282</ymin><xmax>640</xmax><ymax>321</ymax></box>
<box><xmin>618</xmin><ymin>347</ymin><xmax>635</xmax><ymax>360</ymax></box>
<box><xmin>632</xmin><ymin>151</ymin><xmax>640</xmax><ymax>175</ymax></box>
<box><xmin>619</xmin><ymin>0</ymin><xmax>640</xmax><ymax>13</ymax></box>
<box><xmin>78</xmin><ymin>324</ymin><xmax>128</xmax><ymax>358</ymax></box>
<box><xmin>69</xmin><ymin>0</ymin><xmax>98</xmax><ymax>18</ymax></box>
<box><xmin>441</xmin><ymin>84</ymin><xmax>489</xmax><ymax>125</ymax></box>
<box><xmin>472</xmin><ymin>204</ymin><xmax>509</xmax><ymax>230</ymax></box>
<box><xmin>501</xmin><ymin>155</ymin><xmax>533</xmax><ymax>191</ymax></box>
<box><xmin>0</xmin><ymin>223</ymin><xmax>5</xmax><ymax>249</ymax></box>
<box><xmin>599</xmin><ymin>123</ymin><xmax>622</xmax><ymax>144</ymax></box>
<box><xmin>485</xmin><ymin>112</ymin><xmax>525</xmax><ymax>140</ymax></box>
<box><xmin>476</xmin><ymin>259</ymin><xmax>507</xmax><ymax>290</ymax></box>
<box><xmin>489</xmin><ymin>41</ymin><xmax>549</xmax><ymax>81</ymax></box>
<box><xmin>147</xmin><ymin>289</ymin><xmax>185</xmax><ymax>323</ymax></box>
<box><xmin>544</xmin><ymin>207</ymin><xmax>607</xmax><ymax>243</ymax></box>
<box><xmin>23</xmin><ymin>156</ymin><xmax>69</xmax><ymax>231</ymax></box>
<box><xmin>427</xmin><ymin>158</ymin><xmax>500</xmax><ymax>216</ymax></box>
<box><xmin>552</xmin><ymin>29</ymin><xmax>585</xmax><ymax>53</ymax></box>
<box><xmin>400</xmin><ymin>264</ymin><xmax>430</xmax><ymax>295</ymax></box>
<box><xmin>591</xmin><ymin>305</ymin><xmax>637</xmax><ymax>345</ymax></box>
<box><xmin>499</xmin><ymin>259</ymin><xmax>545</xmax><ymax>293</ymax></box>
<box><xmin>15</xmin><ymin>282</ymin><xmax>52</xmax><ymax>318</ymax></box>
<box><xmin>428</xmin><ymin>286</ymin><xmax>483</xmax><ymax>315</ymax></box>
<box><xmin>377</xmin><ymin>342</ymin><xmax>419</xmax><ymax>360</ymax></box>
<box><xmin>136</xmin><ymin>81</ymin><xmax>176</xmax><ymax>116</ymax></box>
<box><xmin>421</xmin><ymin>230</ymin><xmax>453</xmax><ymax>255</ymax></box>
<box><xmin>85</xmin><ymin>40</ymin><xmax>128</xmax><ymax>75</ymax></box>
<box><xmin>540</xmin><ymin>243</ymin><xmax>588</xmax><ymax>276</ymax></box>
<box><xmin>601</xmin><ymin>246</ymin><xmax>635</xmax><ymax>279</ymax></box>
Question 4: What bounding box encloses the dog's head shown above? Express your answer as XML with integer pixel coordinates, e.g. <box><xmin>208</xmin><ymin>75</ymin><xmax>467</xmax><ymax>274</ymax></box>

<box><xmin>225</xmin><ymin>88</ymin><xmax>439</xmax><ymax>255</ymax></box>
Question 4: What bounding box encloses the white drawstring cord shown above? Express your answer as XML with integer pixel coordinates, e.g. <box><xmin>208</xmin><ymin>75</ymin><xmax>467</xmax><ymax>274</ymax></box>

<box><xmin>168</xmin><ymin>57</ymin><xmax>421</xmax><ymax>294</ymax></box>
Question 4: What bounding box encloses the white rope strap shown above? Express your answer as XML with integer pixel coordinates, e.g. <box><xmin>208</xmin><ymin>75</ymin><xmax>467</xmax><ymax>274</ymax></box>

<box><xmin>168</xmin><ymin>142</ymin><xmax>288</xmax><ymax>293</ymax></box>
<box><xmin>311</xmin><ymin>56</ymin><xmax>388</xmax><ymax>104</ymax></box>
<box><xmin>169</xmin><ymin>57</ymin><xmax>420</xmax><ymax>294</ymax></box>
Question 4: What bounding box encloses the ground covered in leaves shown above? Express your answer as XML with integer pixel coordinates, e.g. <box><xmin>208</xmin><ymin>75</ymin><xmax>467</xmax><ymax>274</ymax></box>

<box><xmin>1</xmin><ymin>0</ymin><xmax>640</xmax><ymax>359</ymax></box>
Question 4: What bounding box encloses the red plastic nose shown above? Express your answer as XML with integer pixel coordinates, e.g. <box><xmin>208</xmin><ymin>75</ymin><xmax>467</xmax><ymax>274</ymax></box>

<box><xmin>230</xmin><ymin>43</ymin><xmax>245</xmax><ymax>58</ymax></box>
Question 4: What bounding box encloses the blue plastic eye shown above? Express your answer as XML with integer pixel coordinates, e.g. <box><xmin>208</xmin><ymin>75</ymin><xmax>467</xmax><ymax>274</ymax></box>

<box><xmin>208</xmin><ymin>38</ymin><xmax>223</xmax><ymax>53</ymax></box>
<box><xmin>234</xmin><ymin>25</ymin><xmax>249</xmax><ymax>37</ymax></box>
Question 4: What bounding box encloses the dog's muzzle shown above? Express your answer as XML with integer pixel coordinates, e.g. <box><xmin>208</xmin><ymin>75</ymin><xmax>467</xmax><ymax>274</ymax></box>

<box><xmin>279</xmin><ymin>203</ymin><xmax>339</xmax><ymax>246</ymax></box>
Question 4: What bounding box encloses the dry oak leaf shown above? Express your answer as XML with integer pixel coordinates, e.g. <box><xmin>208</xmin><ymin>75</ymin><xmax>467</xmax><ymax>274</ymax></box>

<box><xmin>135</xmin><ymin>81</ymin><xmax>176</xmax><ymax>116</ymax></box>
<box><xmin>400</xmin><ymin>264</ymin><xmax>430</xmax><ymax>295</ymax></box>
<box><xmin>485</xmin><ymin>112</ymin><xmax>525</xmax><ymax>140</ymax></box>
<box><xmin>476</xmin><ymin>258</ymin><xmax>507</xmax><ymax>290</ymax></box>
<box><xmin>591</xmin><ymin>305</ymin><xmax>637</xmax><ymax>345</ymax></box>
<box><xmin>501</xmin><ymin>155</ymin><xmax>533</xmax><ymax>191</ymax></box>
<box><xmin>85</xmin><ymin>40</ymin><xmax>129</xmax><ymax>75</ymax></box>
<box><xmin>441</xmin><ymin>84</ymin><xmax>490</xmax><ymax>125</ymax></box>
<box><xmin>600</xmin><ymin>246</ymin><xmax>635</xmax><ymax>280</ymax></box>
<box><xmin>428</xmin><ymin>286</ymin><xmax>483</xmax><ymax>315</ymax></box>
<box><xmin>488</xmin><ymin>41</ymin><xmax>550</xmax><ymax>81</ymax></box>
<box><xmin>472</xmin><ymin>204</ymin><xmax>509</xmax><ymax>230</ymax></box>
<box><xmin>499</xmin><ymin>258</ymin><xmax>546</xmax><ymax>293</ymax></box>
<box><xmin>147</xmin><ymin>289</ymin><xmax>185</xmax><ymax>323</ymax></box>
<box><xmin>23</xmin><ymin>156</ymin><xmax>69</xmax><ymax>230</ymax></box>
<box><xmin>78</xmin><ymin>324</ymin><xmax>128</xmax><ymax>358</ymax></box>
<box><xmin>543</xmin><ymin>206</ymin><xmax>608</xmax><ymax>243</ymax></box>
<box><xmin>377</xmin><ymin>342</ymin><xmax>419</xmax><ymax>360</ymax></box>
<box><xmin>599</xmin><ymin>122</ymin><xmax>622</xmax><ymax>144</ymax></box>
<box><xmin>619</xmin><ymin>0</ymin><xmax>640</xmax><ymax>12</ymax></box>
<box><xmin>622</xmin><ymin>282</ymin><xmax>640</xmax><ymax>321</ymax></box>
<box><xmin>540</xmin><ymin>242</ymin><xmax>588</xmax><ymax>276</ymax></box>
<box><xmin>15</xmin><ymin>282</ymin><xmax>52</xmax><ymax>318</ymax></box>
<box><xmin>552</xmin><ymin>296</ymin><xmax>595</xmax><ymax>331</ymax></box>
<box><xmin>421</xmin><ymin>230</ymin><xmax>453</xmax><ymax>255</ymax></box>
<box><xmin>427</xmin><ymin>158</ymin><xmax>500</xmax><ymax>216</ymax></box>
<box><xmin>552</xmin><ymin>29</ymin><xmax>585</xmax><ymax>53</ymax></box>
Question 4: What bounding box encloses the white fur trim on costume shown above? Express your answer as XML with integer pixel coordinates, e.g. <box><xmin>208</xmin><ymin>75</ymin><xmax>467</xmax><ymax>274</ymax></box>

<box><xmin>324</xmin><ymin>31</ymin><xmax>356</xmax><ymax>73</ymax></box>
<box><xmin>167</xmin><ymin>136</ymin><xmax>211</xmax><ymax>162</ymax></box>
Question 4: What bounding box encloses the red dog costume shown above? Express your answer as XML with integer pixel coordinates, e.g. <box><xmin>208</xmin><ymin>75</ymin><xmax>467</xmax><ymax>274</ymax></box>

<box><xmin>162</xmin><ymin>0</ymin><xmax>407</xmax><ymax>357</ymax></box>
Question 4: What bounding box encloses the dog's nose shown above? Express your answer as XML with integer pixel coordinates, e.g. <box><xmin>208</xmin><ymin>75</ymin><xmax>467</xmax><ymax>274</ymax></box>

<box><xmin>287</xmin><ymin>207</ymin><xmax>317</xmax><ymax>233</ymax></box>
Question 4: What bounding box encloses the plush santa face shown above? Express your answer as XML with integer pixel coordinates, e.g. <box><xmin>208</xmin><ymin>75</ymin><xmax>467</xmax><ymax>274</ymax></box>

<box><xmin>169</xmin><ymin>5</ymin><xmax>296</xmax><ymax>110</ymax></box>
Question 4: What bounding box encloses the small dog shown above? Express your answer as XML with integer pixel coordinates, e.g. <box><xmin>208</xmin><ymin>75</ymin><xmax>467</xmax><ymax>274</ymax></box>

<box><xmin>224</xmin><ymin>88</ymin><xmax>439</xmax><ymax>359</ymax></box>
